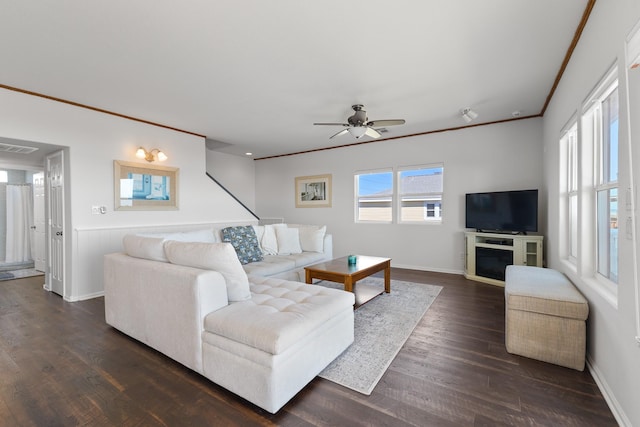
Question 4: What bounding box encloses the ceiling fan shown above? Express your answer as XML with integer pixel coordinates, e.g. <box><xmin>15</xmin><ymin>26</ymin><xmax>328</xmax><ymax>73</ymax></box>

<box><xmin>314</xmin><ymin>104</ymin><xmax>405</xmax><ymax>139</ymax></box>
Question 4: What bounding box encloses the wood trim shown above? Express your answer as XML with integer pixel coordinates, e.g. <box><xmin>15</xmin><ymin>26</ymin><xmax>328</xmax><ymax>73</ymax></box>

<box><xmin>254</xmin><ymin>115</ymin><xmax>541</xmax><ymax>160</ymax></box>
<box><xmin>0</xmin><ymin>83</ymin><xmax>206</xmax><ymax>138</ymax></box>
<box><xmin>540</xmin><ymin>0</ymin><xmax>597</xmax><ymax>115</ymax></box>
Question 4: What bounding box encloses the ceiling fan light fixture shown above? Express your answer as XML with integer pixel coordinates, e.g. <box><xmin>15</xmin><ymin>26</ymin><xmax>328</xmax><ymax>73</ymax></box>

<box><xmin>315</xmin><ymin>104</ymin><xmax>405</xmax><ymax>139</ymax></box>
<box><xmin>461</xmin><ymin>107</ymin><xmax>478</xmax><ymax>123</ymax></box>
<box><xmin>348</xmin><ymin>126</ymin><xmax>367</xmax><ymax>138</ymax></box>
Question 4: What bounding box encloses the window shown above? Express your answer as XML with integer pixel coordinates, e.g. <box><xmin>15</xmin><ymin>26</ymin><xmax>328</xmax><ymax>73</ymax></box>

<box><xmin>560</xmin><ymin>123</ymin><xmax>578</xmax><ymax>261</ymax></box>
<box><xmin>398</xmin><ymin>164</ymin><xmax>444</xmax><ymax>223</ymax></box>
<box><xmin>355</xmin><ymin>169</ymin><xmax>393</xmax><ymax>222</ymax></box>
<box><xmin>0</xmin><ymin>171</ymin><xmax>7</xmax><ymax>183</ymax></box>
<box><xmin>582</xmin><ymin>70</ymin><xmax>619</xmax><ymax>284</ymax></box>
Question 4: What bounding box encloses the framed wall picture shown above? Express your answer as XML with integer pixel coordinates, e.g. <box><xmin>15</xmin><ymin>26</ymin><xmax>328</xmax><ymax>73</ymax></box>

<box><xmin>295</xmin><ymin>174</ymin><xmax>332</xmax><ymax>208</ymax></box>
<box><xmin>114</xmin><ymin>160</ymin><xmax>179</xmax><ymax>211</ymax></box>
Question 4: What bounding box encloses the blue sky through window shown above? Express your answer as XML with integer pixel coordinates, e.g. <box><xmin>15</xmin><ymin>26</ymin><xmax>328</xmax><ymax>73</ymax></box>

<box><xmin>358</xmin><ymin>172</ymin><xmax>392</xmax><ymax>196</ymax></box>
<box><xmin>358</xmin><ymin>167</ymin><xmax>443</xmax><ymax>196</ymax></box>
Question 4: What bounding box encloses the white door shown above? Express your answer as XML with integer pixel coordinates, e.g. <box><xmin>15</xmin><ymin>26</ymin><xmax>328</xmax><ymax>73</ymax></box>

<box><xmin>47</xmin><ymin>151</ymin><xmax>65</xmax><ymax>296</ymax></box>
<box><xmin>32</xmin><ymin>172</ymin><xmax>46</xmax><ymax>272</ymax></box>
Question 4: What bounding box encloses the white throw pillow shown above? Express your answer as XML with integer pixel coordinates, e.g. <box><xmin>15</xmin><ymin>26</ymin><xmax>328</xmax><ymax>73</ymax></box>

<box><xmin>251</xmin><ymin>225</ymin><xmax>265</xmax><ymax>251</ymax></box>
<box><xmin>275</xmin><ymin>227</ymin><xmax>302</xmax><ymax>255</ymax></box>
<box><xmin>163</xmin><ymin>241</ymin><xmax>251</xmax><ymax>302</ymax></box>
<box><xmin>123</xmin><ymin>234</ymin><xmax>168</xmax><ymax>262</ymax></box>
<box><xmin>261</xmin><ymin>224</ymin><xmax>286</xmax><ymax>255</ymax></box>
<box><xmin>298</xmin><ymin>225</ymin><xmax>326</xmax><ymax>252</ymax></box>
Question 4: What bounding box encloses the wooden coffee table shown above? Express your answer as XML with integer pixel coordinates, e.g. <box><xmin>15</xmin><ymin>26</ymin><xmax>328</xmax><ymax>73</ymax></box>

<box><xmin>305</xmin><ymin>255</ymin><xmax>391</xmax><ymax>307</ymax></box>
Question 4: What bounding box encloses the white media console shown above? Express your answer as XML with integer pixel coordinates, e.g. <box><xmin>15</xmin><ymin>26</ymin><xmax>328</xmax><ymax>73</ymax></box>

<box><xmin>464</xmin><ymin>231</ymin><xmax>544</xmax><ymax>287</ymax></box>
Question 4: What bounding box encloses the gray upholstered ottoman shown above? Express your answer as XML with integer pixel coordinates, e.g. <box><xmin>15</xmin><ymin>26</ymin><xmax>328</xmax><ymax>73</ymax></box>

<box><xmin>505</xmin><ymin>265</ymin><xmax>589</xmax><ymax>371</ymax></box>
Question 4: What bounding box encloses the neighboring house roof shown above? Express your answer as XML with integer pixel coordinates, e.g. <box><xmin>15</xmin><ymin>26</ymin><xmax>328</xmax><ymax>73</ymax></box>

<box><xmin>362</xmin><ymin>173</ymin><xmax>443</xmax><ymax>198</ymax></box>
<box><xmin>401</xmin><ymin>174</ymin><xmax>443</xmax><ymax>195</ymax></box>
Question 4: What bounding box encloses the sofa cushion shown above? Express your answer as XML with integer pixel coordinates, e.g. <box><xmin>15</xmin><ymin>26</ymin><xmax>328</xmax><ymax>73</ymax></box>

<box><xmin>261</xmin><ymin>224</ymin><xmax>286</xmax><ymax>255</ymax></box>
<box><xmin>139</xmin><ymin>228</ymin><xmax>219</xmax><ymax>243</ymax></box>
<box><xmin>221</xmin><ymin>226</ymin><xmax>264</xmax><ymax>265</ymax></box>
<box><xmin>123</xmin><ymin>234</ymin><xmax>168</xmax><ymax>262</ymax></box>
<box><xmin>242</xmin><ymin>256</ymin><xmax>297</xmax><ymax>277</ymax></box>
<box><xmin>251</xmin><ymin>225</ymin><xmax>265</xmax><ymax>251</ymax></box>
<box><xmin>275</xmin><ymin>227</ymin><xmax>302</xmax><ymax>255</ymax></box>
<box><xmin>203</xmin><ymin>276</ymin><xmax>354</xmax><ymax>355</ymax></box>
<box><xmin>296</xmin><ymin>225</ymin><xmax>326</xmax><ymax>253</ymax></box>
<box><xmin>164</xmin><ymin>241</ymin><xmax>251</xmax><ymax>302</ymax></box>
<box><xmin>278</xmin><ymin>252</ymin><xmax>327</xmax><ymax>268</ymax></box>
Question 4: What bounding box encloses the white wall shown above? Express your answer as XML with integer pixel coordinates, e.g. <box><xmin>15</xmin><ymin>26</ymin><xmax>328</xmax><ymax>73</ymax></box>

<box><xmin>205</xmin><ymin>150</ymin><xmax>256</xmax><ymax>213</ymax></box>
<box><xmin>542</xmin><ymin>1</ymin><xmax>640</xmax><ymax>426</ymax></box>
<box><xmin>255</xmin><ymin>118</ymin><xmax>544</xmax><ymax>273</ymax></box>
<box><xmin>0</xmin><ymin>88</ymin><xmax>256</xmax><ymax>300</ymax></box>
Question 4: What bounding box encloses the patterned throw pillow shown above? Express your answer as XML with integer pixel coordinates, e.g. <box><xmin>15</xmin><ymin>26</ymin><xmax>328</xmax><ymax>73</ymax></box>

<box><xmin>221</xmin><ymin>226</ymin><xmax>264</xmax><ymax>264</ymax></box>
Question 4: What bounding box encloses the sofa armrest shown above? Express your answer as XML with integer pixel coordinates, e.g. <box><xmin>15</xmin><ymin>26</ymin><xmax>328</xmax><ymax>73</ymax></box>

<box><xmin>104</xmin><ymin>252</ymin><xmax>228</xmax><ymax>373</ymax></box>
<box><xmin>323</xmin><ymin>233</ymin><xmax>333</xmax><ymax>259</ymax></box>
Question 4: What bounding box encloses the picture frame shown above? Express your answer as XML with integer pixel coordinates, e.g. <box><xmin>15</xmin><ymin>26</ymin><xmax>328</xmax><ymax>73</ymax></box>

<box><xmin>114</xmin><ymin>160</ymin><xmax>179</xmax><ymax>211</ymax></box>
<box><xmin>295</xmin><ymin>174</ymin><xmax>332</xmax><ymax>208</ymax></box>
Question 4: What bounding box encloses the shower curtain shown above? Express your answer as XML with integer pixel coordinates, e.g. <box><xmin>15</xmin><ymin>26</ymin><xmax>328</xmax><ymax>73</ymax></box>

<box><xmin>5</xmin><ymin>184</ymin><xmax>34</xmax><ymax>264</ymax></box>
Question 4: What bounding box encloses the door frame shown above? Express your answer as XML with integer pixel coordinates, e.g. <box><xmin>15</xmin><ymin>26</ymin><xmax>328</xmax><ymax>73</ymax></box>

<box><xmin>45</xmin><ymin>150</ymin><xmax>67</xmax><ymax>297</ymax></box>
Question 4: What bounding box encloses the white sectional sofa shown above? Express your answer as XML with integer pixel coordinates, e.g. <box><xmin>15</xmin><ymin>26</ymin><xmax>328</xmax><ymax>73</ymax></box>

<box><xmin>135</xmin><ymin>223</ymin><xmax>332</xmax><ymax>282</ymax></box>
<box><xmin>103</xmin><ymin>224</ymin><xmax>353</xmax><ymax>413</ymax></box>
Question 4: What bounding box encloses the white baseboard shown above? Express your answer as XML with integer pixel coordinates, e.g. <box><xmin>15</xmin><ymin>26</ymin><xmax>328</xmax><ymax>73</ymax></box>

<box><xmin>65</xmin><ymin>290</ymin><xmax>105</xmax><ymax>302</ymax></box>
<box><xmin>391</xmin><ymin>263</ymin><xmax>463</xmax><ymax>276</ymax></box>
<box><xmin>587</xmin><ymin>354</ymin><xmax>630</xmax><ymax>426</ymax></box>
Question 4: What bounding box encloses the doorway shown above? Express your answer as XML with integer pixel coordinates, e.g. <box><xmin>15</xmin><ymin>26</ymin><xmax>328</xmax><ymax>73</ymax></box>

<box><xmin>0</xmin><ymin>138</ymin><xmax>68</xmax><ymax>295</ymax></box>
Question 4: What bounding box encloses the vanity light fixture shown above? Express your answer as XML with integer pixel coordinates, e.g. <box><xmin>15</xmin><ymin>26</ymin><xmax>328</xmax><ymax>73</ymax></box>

<box><xmin>136</xmin><ymin>147</ymin><xmax>168</xmax><ymax>162</ymax></box>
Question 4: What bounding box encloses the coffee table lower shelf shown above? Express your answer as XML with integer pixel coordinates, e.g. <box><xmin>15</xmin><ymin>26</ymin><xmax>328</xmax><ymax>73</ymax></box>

<box><xmin>349</xmin><ymin>283</ymin><xmax>385</xmax><ymax>307</ymax></box>
<box><xmin>304</xmin><ymin>255</ymin><xmax>391</xmax><ymax>308</ymax></box>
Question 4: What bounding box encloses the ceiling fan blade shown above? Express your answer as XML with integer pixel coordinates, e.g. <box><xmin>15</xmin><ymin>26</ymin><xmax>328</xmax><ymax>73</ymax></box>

<box><xmin>364</xmin><ymin>127</ymin><xmax>381</xmax><ymax>139</ymax></box>
<box><xmin>329</xmin><ymin>128</ymin><xmax>350</xmax><ymax>139</ymax></box>
<box><xmin>313</xmin><ymin>122</ymin><xmax>350</xmax><ymax>126</ymax></box>
<box><xmin>366</xmin><ymin>119</ymin><xmax>405</xmax><ymax>127</ymax></box>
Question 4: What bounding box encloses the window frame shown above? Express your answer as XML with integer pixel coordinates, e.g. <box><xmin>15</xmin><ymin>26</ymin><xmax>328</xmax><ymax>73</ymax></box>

<box><xmin>560</xmin><ymin>121</ymin><xmax>578</xmax><ymax>264</ymax></box>
<box><xmin>354</xmin><ymin>168</ymin><xmax>394</xmax><ymax>223</ymax></box>
<box><xmin>396</xmin><ymin>163</ymin><xmax>444</xmax><ymax>225</ymax></box>
<box><xmin>581</xmin><ymin>65</ymin><xmax>619</xmax><ymax>289</ymax></box>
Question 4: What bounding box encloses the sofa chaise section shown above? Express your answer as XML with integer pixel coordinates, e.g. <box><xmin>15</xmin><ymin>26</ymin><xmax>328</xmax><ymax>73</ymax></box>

<box><xmin>202</xmin><ymin>276</ymin><xmax>354</xmax><ymax>413</ymax></box>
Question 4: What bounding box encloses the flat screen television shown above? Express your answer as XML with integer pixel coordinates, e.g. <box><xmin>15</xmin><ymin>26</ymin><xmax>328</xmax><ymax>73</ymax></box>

<box><xmin>465</xmin><ymin>189</ymin><xmax>538</xmax><ymax>233</ymax></box>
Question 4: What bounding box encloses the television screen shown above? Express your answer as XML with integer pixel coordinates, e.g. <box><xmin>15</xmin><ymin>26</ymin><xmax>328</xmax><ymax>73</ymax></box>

<box><xmin>465</xmin><ymin>189</ymin><xmax>538</xmax><ymax>233</ymax></box>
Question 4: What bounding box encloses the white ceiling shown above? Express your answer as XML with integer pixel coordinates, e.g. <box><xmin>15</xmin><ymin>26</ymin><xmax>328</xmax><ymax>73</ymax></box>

<box><xmin>0</xmin><ymin>1</ymin><xmax>589</xmax><ymax>159</ymax></box>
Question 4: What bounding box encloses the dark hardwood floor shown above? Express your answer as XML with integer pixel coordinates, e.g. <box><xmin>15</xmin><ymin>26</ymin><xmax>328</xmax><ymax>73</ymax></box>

<box><xmin>0</xmin><ymin>270</ymin><xmax>617</xmax><ymax>426</ymax></box>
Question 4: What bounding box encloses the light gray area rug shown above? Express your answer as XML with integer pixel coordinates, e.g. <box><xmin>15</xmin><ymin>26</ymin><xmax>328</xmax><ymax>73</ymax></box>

<box><xmin>317</xmin><ymin>277</ymin><xmax>442</xmax><ymax>395</ymax></box>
